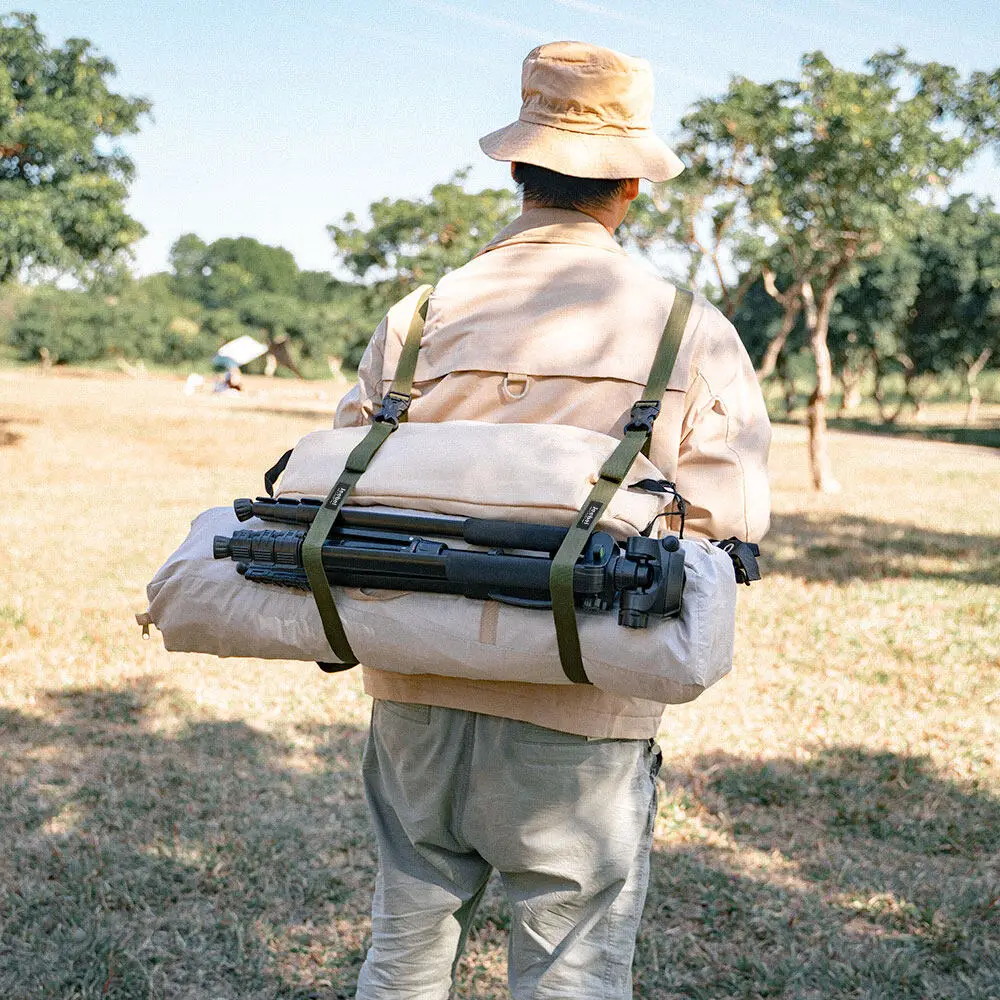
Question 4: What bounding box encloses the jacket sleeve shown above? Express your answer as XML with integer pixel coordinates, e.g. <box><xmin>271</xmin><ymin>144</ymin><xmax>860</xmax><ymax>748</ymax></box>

<box><xmin>333</xmin><ymin>318</ymin><xmax>388</xmax><ymax>429</ymax></box>
<box><xmin>672</xmin><ymin>309</ymin><xmax>771</xmax><ymax>543</ymax></box>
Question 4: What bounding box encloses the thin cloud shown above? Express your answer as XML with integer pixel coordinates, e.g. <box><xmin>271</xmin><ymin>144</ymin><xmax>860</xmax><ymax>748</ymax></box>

<box><xmin>402</xmin><ymin>0</ymin><xmax>549</xmax><ymax>43</ymax></box>
<box><xmin>548</xmin><ymin>0</ymin><xmax>719</xmax><ymax>91</ymax></box>
<box><xmin>550</xmin><ymin>0</ymin><xmax>662</xmax><ymax>31</ymax></box>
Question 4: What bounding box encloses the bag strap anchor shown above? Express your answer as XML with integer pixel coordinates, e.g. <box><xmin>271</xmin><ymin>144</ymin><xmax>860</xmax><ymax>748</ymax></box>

<box><xmin>549</xmin><ymin>288</ymin><xmax>694</xmax><ymax>685</ymax></box>
<box><xmin>302</xmin><ymin>285</ymin><xmax>434</xmax><ymax>667</ymax></box>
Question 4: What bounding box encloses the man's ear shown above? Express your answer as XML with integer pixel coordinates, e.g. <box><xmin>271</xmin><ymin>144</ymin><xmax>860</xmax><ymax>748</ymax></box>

<box><xmin>511</xmin><ymin>163</ymin><xmax>517</xmax><ymax>180</ymax></box>
<box><xmin>625</xmin><ymin>178</ymin><xmax>640</xmax><ymax>201</ymax></box>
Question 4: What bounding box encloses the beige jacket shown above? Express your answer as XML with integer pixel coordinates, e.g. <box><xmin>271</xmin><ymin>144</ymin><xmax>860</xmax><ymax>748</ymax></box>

<box><xmin>334</xmin><ymin>208</ymin><xmax>771</xmax><ymax>738</ymax></box>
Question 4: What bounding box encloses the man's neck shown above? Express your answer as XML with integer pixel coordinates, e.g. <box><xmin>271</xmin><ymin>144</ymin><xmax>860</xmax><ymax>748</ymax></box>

<box><xmin>520</xmin><ymin>199</ymin><xmax>622</xmax><ymax>236</ymax></box>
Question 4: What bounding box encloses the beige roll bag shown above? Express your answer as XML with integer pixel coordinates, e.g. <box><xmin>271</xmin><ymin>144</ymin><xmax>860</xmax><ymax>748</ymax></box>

<box><xmin>142</xmin><ymin>422</ymin><xmax>737</xmax><ymax>704</ymax></box>
<box><xmin>141</xmin><ymin>285</ymin><xmax>741</xmax><ymax>703</ymax></box>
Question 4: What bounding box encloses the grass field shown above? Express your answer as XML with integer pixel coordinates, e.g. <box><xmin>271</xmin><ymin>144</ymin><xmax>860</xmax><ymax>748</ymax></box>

<box><xmin>1</xmin><ymin>367</ymin><xmax>998</xmax><ymax>1000</ymax></box>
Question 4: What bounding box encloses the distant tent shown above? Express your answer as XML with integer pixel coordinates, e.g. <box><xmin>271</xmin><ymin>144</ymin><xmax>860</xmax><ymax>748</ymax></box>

<box><xmin>213</xmin><ymin>335</ymin><xmax>269</xmax><ymax>370</ymax></box>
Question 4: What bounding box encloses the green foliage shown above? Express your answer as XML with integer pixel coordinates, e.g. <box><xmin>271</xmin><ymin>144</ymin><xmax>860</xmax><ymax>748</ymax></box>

<box><xmin>676</xmin><ymin>49</ymin><xmax>987</xmax><ymax>294</ymax></box>
<box><xmin>160</xmin><ymin>233</ymin><xmax>378</xmax><ymax>369</ymax></box>
<box><xmin>0</xmin><ymin>12</ymin><xmax>151</xmax><ymax>282</ymax></box>
<box><xmin>311</xmin><ymin>284</ymin><xmax>378</xmax><ymax>369</ymax></box>
<box><xmin>669</xmin><ymin>49</ymin><xmax>998</xmax><ymax>485</ymax></box>
<box><xmin>168</xmin><ymin>233</ymin><xmax>300</xmax><ymax>309</ymax></box>
<box><xmin>829</xmin><ymin>239</ymin><xmax>923</xmax><ymax>371</ymax></box>
<box><xmin>329</xmin><ymin>169</ymin><xmax>517</xmax><ymax>289</ymax></box>
<box><xmin>903</xmin><ymin>197</ymin><xmax>1000</xmax><ymax>378</ymax></box>
<box><xmin>0</xmin><ymin>279</ymin><xmax>29</xmax><ymax>348</ymax></box>
<box><xmin>733</xmin><ymin>278</ymin><xmax>805</xmax><ymax>369</ymax></box>
<box><xmin>818</xmin><ymin>197</ymin><xmax>999</xmax><ymax>414</ymax></box>
<box><xmin>9</xmin><ymin>276</ymin><xmax>212</xmax><ymax>365</ymax></box>
<box><xmin>297</xmin><ymin>269</ymin><xmax>344</xmax><ymax>303</ymax></box>
<box><xmin>327</xmin><ymin>169</ymin><xmax>518</xmax><ymax>364</ymax></box>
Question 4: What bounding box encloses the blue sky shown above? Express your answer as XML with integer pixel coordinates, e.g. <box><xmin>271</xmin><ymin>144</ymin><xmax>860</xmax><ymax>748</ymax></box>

<box><xmin>20</xmin><ymin>0</ymin><xmax>1000</xmax><ymax>275</ymax></box>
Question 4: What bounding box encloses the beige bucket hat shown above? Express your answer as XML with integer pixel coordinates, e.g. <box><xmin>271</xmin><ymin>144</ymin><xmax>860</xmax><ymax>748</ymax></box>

<box><xmin>480</xmin><ymin>40</ymin><xmax>684</xmax><ymax>183</ymax></box>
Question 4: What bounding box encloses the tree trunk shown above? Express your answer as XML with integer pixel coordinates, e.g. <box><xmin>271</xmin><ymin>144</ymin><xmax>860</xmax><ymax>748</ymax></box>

<box><xmin>964</xmin><ymin>348</ymin><xmax>993</xmax><ymax>426</ymax></box>
<box><xmin>885</xmin><ymin>358</ymin><xmax>918</xmax><ymax>424</ymax></box>
<box><xmin>756</xmin><ymin>300</ymin><xmax>802</xmax><ymax>380</ymax></box>
<box><xmin>776</xmin><ymin>352</ymin><xmax>796</xmax><ymax>415</ymax></box>
<box><xmin>757</xmin><ymin>273</ymin><xmax>802</xmax><ymax>381</ymax></box>
<box><xmin>967</xmin><ymin>386</ymin><xmax>982</xmax><ymax>426</ymax></box>
<box><xmin>838</xmin><ymin>366</ymin><xmax>864</xmax><ymax>415</ymax></box>
<box><xmin>871</xmin><ymin>349</ymin><xmax>889</xmax><ymax>423</ymax></box>
<box><xmin>803</xmin><ymin>280</ymin><xmax>841</xmax><ymax>492</ymax></box>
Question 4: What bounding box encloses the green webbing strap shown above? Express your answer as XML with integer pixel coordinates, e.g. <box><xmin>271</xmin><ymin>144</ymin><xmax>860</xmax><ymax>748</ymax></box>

<box><xmin>302</xmin><ymin>285</ymin><xmax>434</xmax><ymax>666</ymax></box>
<box><xmin>549</xmin><ymin>288</ymin><xmax>694</xmax><ymax>684</ymax></box>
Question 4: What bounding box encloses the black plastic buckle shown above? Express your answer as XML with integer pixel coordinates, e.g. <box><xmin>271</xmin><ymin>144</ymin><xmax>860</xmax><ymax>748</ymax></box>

<box><xmin>625</xmin><ymin>400</ymin><xmax>661</xmax><ymax>435</ymax></box>
<box><xmin>373</xmin><ymin>392</ymin><xmax>410</xmax><ymax>428</ymax></box>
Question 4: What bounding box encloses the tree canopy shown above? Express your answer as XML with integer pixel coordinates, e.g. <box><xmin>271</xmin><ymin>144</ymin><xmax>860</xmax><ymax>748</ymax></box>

<box><xmin>168</xmin><ymin>233</ymin><xmax>301</xmax><ymax>308</ymax></box>
<box><xmin>328</xmin><ymin>169</ymin><xmax>518</xmax><ymax>293</ymax></box>
<box><xmin>657</xmin><ymin>49</ymin><xmax>998</xmax><ymax>489</ymax></box>
<box><xmin>0</xmin><ymin>12</ymin><xmax>151</xmax><ymax>282</ymax></box>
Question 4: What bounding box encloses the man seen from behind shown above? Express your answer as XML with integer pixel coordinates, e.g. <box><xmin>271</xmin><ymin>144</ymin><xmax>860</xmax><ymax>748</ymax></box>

<box><xmin>335</xmin><ymin>40</ymin><xmax>772</xmax><ymax>1000</ymax></box>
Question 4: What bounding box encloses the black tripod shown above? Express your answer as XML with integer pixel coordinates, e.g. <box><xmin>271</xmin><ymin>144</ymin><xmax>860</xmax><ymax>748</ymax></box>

<box><xmin>214</xmin><ymin>497</ymin><xmax>695</xmax><ymax>629</ymax></box>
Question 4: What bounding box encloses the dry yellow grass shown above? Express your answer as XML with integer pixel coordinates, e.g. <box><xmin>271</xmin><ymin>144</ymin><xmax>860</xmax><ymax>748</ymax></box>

<box><xmin>1</xmin><ymin>367</ymin><xmax>998</xmax><ymax>999</ymax></box>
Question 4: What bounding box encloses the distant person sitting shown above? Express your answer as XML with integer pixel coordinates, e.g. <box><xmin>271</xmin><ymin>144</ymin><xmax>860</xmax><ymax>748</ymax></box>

<box><xmin>213</xmin><ymin>364</ymin><xmax>243</xmax><ymax>393</ymax></box>
<box><xmin>212</xmin><ymin>334</ymin><xmax>267</xmax><ymax>392</ymax></box>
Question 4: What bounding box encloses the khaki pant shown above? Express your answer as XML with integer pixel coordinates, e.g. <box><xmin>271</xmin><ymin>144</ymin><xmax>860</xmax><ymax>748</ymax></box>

<box><xmin>355</xmin><ymin>702</ymin><xmax>661</xmax><ymax>999</ymax></box>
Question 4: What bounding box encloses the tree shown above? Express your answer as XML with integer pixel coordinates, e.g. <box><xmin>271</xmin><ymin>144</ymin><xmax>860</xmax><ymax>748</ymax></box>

<box><xmin>8</xmin><ymin>275</ymin><xmax>211</xmax><ymax>365</ymax></box>
<box><xmin>827</xmin><ymin>238</ymin><xmax>923</xmax><ymax>418</ymax></box>
<box><xmin>168</xmin><ymin>233</ymin><xmax>300</xmax><ymax>309</ymax></box>
<box><xmin>899</xmin><ymin>197</ymin><xmax>1000</xmax><ymax>423</ymax></box>
<box><xmin>329</xmin><ymin>169</ymin><xmax>518</xmax><ymax>295</ymax></box>
<box><xmin>0</xmin><ymin>12</ymin><xmax>151</xmax><ymax>282</ymax></box>
<box><xmin>621</xmin><ymin>150</ymin><xmax>763</xmax><ymax>318</ymax></box>
<box><xmin>732</xmin><ymin>275</ymin><xmax>807</xmax><ymax>415</ymax></box>
<box><xmin>327</xmin><ymin>170</ymin><xmax>518</xmax><ymax>366</ymax></box>
<box><xmin>671</xmin><ymin>50</ymin><xmax>996</xmax><ymax>490</ymax></box>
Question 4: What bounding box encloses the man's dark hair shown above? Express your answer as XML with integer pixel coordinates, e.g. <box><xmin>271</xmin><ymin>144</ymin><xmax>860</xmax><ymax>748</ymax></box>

<box><xmin>512</xmin><ymin>162</ymin><xmax>631</xmax><ymax>211</ymax></box>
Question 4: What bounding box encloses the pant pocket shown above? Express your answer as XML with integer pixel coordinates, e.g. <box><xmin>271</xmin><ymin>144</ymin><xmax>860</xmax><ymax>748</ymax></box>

<box><xmin>376</xmin><ymin>700</ymin><xmax>432</xmax><ymax>725</ymax></box>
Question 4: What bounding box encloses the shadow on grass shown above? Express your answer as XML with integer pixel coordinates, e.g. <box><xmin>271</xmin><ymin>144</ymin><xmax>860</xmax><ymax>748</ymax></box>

<box><xmin>638</xmin><ymin>748</ymin><xmax>1000</xmax><ymax>1000</ymax></box>
<box><xmin>5</xmin><ymin>683</ymin><xmax>999</xmax><ymax>999</ymax></box>
<box><xmin>827</xmin><ymin>416</ymin><xmax>1000</xmax><ymax>450</ymax></box>
<box><xmin>765</xmin><ymin>511</ymin><xmax>1000</xmax><ymax>585</ymax></box>
<box><xmin>0</xmin><ymin>678</ymin><xmax>372</xmax><ymax>999</ymax></box>
<box><xmin>0</xmin><ymin>416</ymin><xmax>27</xmax><ymax>447</ymax></box>
<box><xmin>769</xmin><ymin>414</ymin><xmax>1000</xmax><ymax>449</ymax></box>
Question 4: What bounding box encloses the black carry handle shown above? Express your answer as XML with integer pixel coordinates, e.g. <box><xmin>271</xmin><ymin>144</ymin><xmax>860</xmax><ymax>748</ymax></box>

<box><xmin>715</xmin><ymin>538</ymin><xmax>761</xmax><ymax>585</ymax></box>
<box><xmin>263</xmin><ymin>449</ymin><xmax>293</xmax><ymax>497</ymax></box>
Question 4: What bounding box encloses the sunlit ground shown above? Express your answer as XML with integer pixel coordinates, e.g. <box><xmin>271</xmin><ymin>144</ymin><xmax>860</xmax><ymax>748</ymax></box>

<box><xmin>1</xmin><ymin>368</ymin><xmax>997</xmax><ymax>999</ymax></box>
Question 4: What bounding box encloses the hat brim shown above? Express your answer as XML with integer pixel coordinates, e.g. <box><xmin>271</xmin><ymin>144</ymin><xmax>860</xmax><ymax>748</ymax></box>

<box><xmin>479</xmin><ymin>119</ymin><xmax>684</xmax><ymax>183</ymax></box>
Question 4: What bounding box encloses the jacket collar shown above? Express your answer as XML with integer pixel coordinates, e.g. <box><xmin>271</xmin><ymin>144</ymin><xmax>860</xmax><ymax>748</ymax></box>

<box><xmin>477</xmin><ymin>207</ymin><xmax>627</xmax><ymax>258</ymax></box>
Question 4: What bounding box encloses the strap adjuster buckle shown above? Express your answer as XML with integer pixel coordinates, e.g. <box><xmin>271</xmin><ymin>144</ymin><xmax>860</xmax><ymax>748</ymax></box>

<box><xmin>625</xmin><ymin>400</ymin><xmax>661</xmax><ymax>435</ymax></box>
<box><xmin>373</xmin><ymin>392</ymin><xmax>410</xmax><ymax>429</ymax></box>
